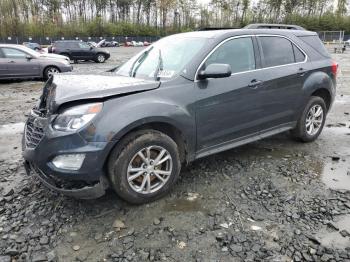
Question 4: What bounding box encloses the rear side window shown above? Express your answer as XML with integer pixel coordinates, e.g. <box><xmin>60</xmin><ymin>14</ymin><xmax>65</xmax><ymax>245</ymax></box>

<box><xmin>205</xmin><ymin>37</ymin><xmax>256</xmax><ymax>73</ymax></box>
<box><xmin>66</xmin><ymin>42</ymin><xmax>79</xmax><ymax>48</ymax></box>
<box><xmin>259</xmin><ymin>36</ymin><xmax>295</xmax><ymax>67</ymax></box>
<box><xmin>55</xmin><ymin>42</ymin><xmax>78</xmax><ymax>48</ymax></box>
<box><xmin>293</xmin><ymin>45</ymin><xmax>306</xmax><ymax>62</ymax></box>
<box><xmin>298</xmin><ymin>35</ymin><xmax>330</xmax><ymax>58</ymax></box>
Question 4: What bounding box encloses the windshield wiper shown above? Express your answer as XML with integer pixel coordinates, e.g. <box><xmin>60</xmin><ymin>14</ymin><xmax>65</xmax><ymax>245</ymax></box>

<box><xmin>129</xmin><ymin>47</ymin><xmax>153</xmax><ymax>77</ymax></box>
<box><xmin>154</xmin><ymin>49</ymin><xmax>164</xmax><ymax>81</ymax></box>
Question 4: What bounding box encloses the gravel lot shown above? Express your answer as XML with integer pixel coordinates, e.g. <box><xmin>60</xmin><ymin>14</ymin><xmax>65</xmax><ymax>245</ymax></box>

<box><xmin>0</xmin><ymin>47</ymin><xmax>349</xmax><ymax>262</ymax></box>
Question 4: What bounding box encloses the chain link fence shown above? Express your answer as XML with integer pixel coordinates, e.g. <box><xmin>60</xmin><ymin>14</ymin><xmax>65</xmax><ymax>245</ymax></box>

<box><xmin>318</xmin><ymin>31</ymin><xmax>345</xmax><ymax>43</ymax></box>
<box><xmin>0</xmin><ymin>36</ymin><xmax>161</xmax><ymax>45</ymax></box>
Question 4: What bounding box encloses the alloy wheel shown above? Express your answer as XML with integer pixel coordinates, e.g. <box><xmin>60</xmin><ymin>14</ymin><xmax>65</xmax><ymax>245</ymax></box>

<box><xmin>305</xmin><ymin>104</ymin><xmax>324</xmax><ymax>136</ymax></box>
<box><xmin>97</xmin><ymin>54</ymin><xmax>105</xmax><ymax>62</ymax></box>
<box><xmin>127</xmin><ymin>146</ymin><xmax>173</xmax><ymax>194</ymax></box>
<box><xmin>46</xmin><ymin>67</ymin><xmax>60</xmax><ymax>77</ymax></box>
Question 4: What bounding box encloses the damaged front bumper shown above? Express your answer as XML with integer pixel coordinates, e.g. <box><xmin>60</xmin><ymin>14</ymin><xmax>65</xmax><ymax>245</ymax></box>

<box><xmin>24</xmin><ymin>161</ymin><xmax>108</xmax><ymax>199</ymax></box>
<box><xmin>21</xmin><ymin>110</ymin><xmax>116</xmax><ymax>199</ymax></box>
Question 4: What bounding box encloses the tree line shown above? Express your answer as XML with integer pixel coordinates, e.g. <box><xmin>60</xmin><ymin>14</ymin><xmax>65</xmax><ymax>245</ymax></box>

<box><xmin>0</xmin><ymin>0</ymin><xmax>349</xmax><ymax>38</ymax></box>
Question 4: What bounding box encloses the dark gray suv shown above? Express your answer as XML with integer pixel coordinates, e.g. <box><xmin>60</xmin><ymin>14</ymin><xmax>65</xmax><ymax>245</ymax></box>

<box><xmin>23</xmin><ymin>27</ymin><xmax>337</xmax><ymax>204</ymax></box>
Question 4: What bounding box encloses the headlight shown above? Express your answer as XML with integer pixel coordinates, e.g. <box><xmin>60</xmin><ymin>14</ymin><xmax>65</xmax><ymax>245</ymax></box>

<box><xmin>53</xmin><ymin>102</ymin><xmax>103</xmax><ymax>131</ymax></box>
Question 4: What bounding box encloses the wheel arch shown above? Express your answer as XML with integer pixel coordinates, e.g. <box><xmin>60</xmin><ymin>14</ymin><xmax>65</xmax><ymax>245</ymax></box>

<box><xmin>311</xmin><ymin>88</ymin><xmax>332</xmax><ymax>111</ymax></box>
<box><xmin>42</xmin><ymin>65</ymin><xmax>60</xmax><ymax>79</ymax></box>
<box><xmin>108</xmin><ymin>119</ymin><xmax>191</xmax><ymax>164</ymax></box>
<box><xmin>302</xmin><ymin>71</ymin><xmax>335</xmax><ymax>112</ymax></box>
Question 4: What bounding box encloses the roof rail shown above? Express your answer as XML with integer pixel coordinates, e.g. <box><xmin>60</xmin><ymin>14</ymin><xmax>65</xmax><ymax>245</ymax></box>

<box><xmin>244</xmin><ymin>23</ymin><xmax>305</xmax><ymax>30</ymax></box>
<box><xmin>197</xmin><ymin>27</ymin><xmax>240</xmax><ymax>31</ymax></box>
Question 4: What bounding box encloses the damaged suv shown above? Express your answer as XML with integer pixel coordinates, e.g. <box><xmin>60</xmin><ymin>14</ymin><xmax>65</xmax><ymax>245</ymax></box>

<box><xmin>23</xmin><ymin>26</ymin><xmax>337</xmax><ymax>204</ymax></box>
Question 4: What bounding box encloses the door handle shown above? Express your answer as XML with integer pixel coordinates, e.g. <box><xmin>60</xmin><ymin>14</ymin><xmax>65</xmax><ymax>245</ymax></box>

<box><xmin>248</xmin><ymin>79</ymin><xmax>263</xmax><ymax>89</ymax></box>
<box><xmin>298</xmin><ymin>67</ymin><xmax>307</xmax><ymax>76</ymax></box>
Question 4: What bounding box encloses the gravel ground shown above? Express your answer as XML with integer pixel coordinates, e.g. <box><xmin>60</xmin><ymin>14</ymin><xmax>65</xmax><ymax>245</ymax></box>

<box><xmin>0</xmin><ymin>47</ymin><xmax>349</xmax><ymax>262</ymax></box>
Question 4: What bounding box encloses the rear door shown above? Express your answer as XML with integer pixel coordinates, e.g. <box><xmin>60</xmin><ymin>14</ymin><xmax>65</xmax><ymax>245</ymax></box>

<box><xmin>255</xmin><ymin>35</ymin><xmax>307</xmax><ymax>130</ymax></box>
<box><xmin>1</xmin><ymin>47</ymin><xmax>41</xmax><ymax>77</ymax></box>
<box><xmin>66</xmin><ymin>42</ymin><xmax>81</xmax><ymax>60</ymax></box>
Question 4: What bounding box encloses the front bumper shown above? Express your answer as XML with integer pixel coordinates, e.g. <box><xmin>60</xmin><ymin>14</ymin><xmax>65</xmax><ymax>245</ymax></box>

<box><xmin>60</xmin><ymin>64</ymin><xmax>73</xmax><ymax>73</ymax></box>
<box><xmin>24</xmin><ymin>161</ymin><xmax>108</xmax><ymax>199</ymax></box>
<box><xmin>22</xmin><ymin>113</ymin><xmax>116</xmax><ymax>199</ymax></box>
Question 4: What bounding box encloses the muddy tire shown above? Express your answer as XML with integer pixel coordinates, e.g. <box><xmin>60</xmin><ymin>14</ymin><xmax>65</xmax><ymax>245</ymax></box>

<box><xmin>108</xmin><ymin>130</ymin><xmax>181</xmax><ymax>204</ymax></box>
<box><xmin>291</xmin><ymin>96</ymin><xmax>327</xmax><ymax>142</ymax></box>
<box><xmin>95</xmin><ymin>53</ymin><xmax>106</xmax><ymax>63</ymax></box>
<box><xmin>43</xmin><ymin>66</ymin><xmax>60</xmax><ymax>80</ymax></box>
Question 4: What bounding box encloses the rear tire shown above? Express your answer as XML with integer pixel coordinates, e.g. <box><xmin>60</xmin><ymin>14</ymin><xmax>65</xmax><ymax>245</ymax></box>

<box><xmin>108</xmin><ymin>130</ymin><xmax>181</xmax><ymax>204</ymax></box>
<box><xmin>291</xmin><ymin>96</ymin><xmax>327</xmax><ymax>142</ymax></box>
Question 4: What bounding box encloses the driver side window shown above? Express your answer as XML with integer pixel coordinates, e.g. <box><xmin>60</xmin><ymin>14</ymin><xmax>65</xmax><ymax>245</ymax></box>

<box><xmin>205</xmin><ymin>37</ymin><xmax>256</xmax><ymax>74</ymax></box>
<box><xmin>79</xmin><ymin>42</ymin><xmax>90</xmax><ymax>49</ymax></box>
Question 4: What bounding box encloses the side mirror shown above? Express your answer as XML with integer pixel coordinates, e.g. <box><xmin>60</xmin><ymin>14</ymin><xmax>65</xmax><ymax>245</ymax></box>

<box><xmin>90</xmin><ymin>46</ymin><xmax>94</xmax><ymax>50</ymax></box>
<box><xmin>198</xmin><ymin>63</ymin><xmax>232</xmax><ymax>80</ymax></box>
<box><xmin>26</xmin><ymin>55</ymin><xmax>33</xmax><ymax>60</ymax></box>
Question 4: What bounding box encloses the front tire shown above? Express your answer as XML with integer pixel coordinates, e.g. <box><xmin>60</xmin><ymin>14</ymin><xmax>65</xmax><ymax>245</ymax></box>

<box><xmin>108</xmin><ymin>130</ymin><xmax>181</xmax><ymax>204</ymax></box>
<box><xmin>291</xmin><ymin>96</ymin><xmax>327</xmax><ymax>142</ymax></box>
<box><xmin>43</xmin><ymin>66</ymin><xmax>60</xmax><ymax>80</ymax></box>
<box><xmin>95</xmin><ymin>53</ymin><xmax>106</xmax><ymax>63</ymax></box>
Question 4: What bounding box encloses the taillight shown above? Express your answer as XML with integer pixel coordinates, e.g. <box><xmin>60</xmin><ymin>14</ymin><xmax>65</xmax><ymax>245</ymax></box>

<box><xmin>331</xmin><ymin>62</ymin><xmax>338</xmax><ymax>77</ymax></box>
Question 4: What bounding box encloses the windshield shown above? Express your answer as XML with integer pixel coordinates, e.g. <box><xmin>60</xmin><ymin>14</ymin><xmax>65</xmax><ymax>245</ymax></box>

<box><xmin>19</xmin><ymin>46</ymin><xmax>40</xmax><ymax>57</ymax></box>
<box><xmin>115</xmin><ymin>36</ymin><xmax>207</xmax><ymax>80</ymax></box>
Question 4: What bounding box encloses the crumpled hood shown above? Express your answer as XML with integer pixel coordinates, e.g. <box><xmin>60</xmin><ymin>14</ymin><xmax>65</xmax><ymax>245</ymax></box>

<box><xmin>45</xmin><ymin>74</ymin><xmax>160</xmax><ymax>113</ymax></box>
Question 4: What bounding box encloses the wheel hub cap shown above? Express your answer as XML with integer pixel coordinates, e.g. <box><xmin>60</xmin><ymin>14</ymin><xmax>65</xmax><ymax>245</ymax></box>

<box><xmin>306</xmin><ymin>104</ymin><xmax>323</xmax><ymax>136</ymax></box>
<box><xmin>127</xmin><ymin>146</ymin><xmax>173</xmax><ymax>194</ymax></box>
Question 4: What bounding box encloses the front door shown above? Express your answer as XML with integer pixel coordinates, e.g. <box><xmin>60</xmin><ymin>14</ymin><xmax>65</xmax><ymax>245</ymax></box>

<box><xmin>195</xmin><ymin>36</ymin><xmax>266</xmax><ymax>152</ymax></box>
<box><xmin>1</xmin><ymin>47</ymin><xmax>40</xmax><ymax>77</ymax></box>
<box><xmin>77</xmin><ymin>42</ymin><xmax>94</xmax><ymax>60</ymax></box>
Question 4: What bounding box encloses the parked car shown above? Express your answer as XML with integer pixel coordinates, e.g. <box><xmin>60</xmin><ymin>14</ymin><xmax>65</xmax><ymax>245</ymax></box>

<box><xmin>23</xmin><ymin>42</ymin><xmax>42</xmax><ymax>51</ymax></box>
<box><xmin>48</xmin><ymin>40</ymin><xmax>110</xmax><ymax>63</ymax></box>
<box><xmin>112</xmin><ymin>41</ymin><xmax>120</xmax><ymax>47</ymax></box>
<box><xmin>88</xmin><ymin>41</ymin><xmax>98</xmax><ymax>47</ymax></box>
<box><xmin>100</xmin><ymin>40</ymin><xmax>118</xmax><ymax>47</ymax></box>
<box><xmin>23</xmin><ymin>25</ymin><xmax>337</xmax><ymax>203</ymax></box>
<box><xmin>0</xmin><ymin>44</ymin><xmax>72</xmax><ymax>80</ymax></box>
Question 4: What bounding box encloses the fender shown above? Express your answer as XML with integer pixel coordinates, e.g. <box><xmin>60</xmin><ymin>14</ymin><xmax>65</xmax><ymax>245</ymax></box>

<box><xmin>80</xmin><ymin>96</ymin><xmax>197</xmax><ymax>160</ymax></box>
<box><xmin>297</xmin><ymin>70</ymin><xmax>335</xmax><ymax>116</ymax></box>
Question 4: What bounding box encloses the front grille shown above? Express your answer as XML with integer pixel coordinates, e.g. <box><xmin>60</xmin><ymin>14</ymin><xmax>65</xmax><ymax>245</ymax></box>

<box><xmin>25</xmin><ymin>116</ymin><xmax>45</xmax><ymax>149</ymax></box>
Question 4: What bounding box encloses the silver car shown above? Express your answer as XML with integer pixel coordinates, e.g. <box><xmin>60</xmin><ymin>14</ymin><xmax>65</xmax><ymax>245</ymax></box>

<box><xmin>0</xmin><ymin>44</ymin><xmax>73</xmax><ymax>80</ymax></box>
